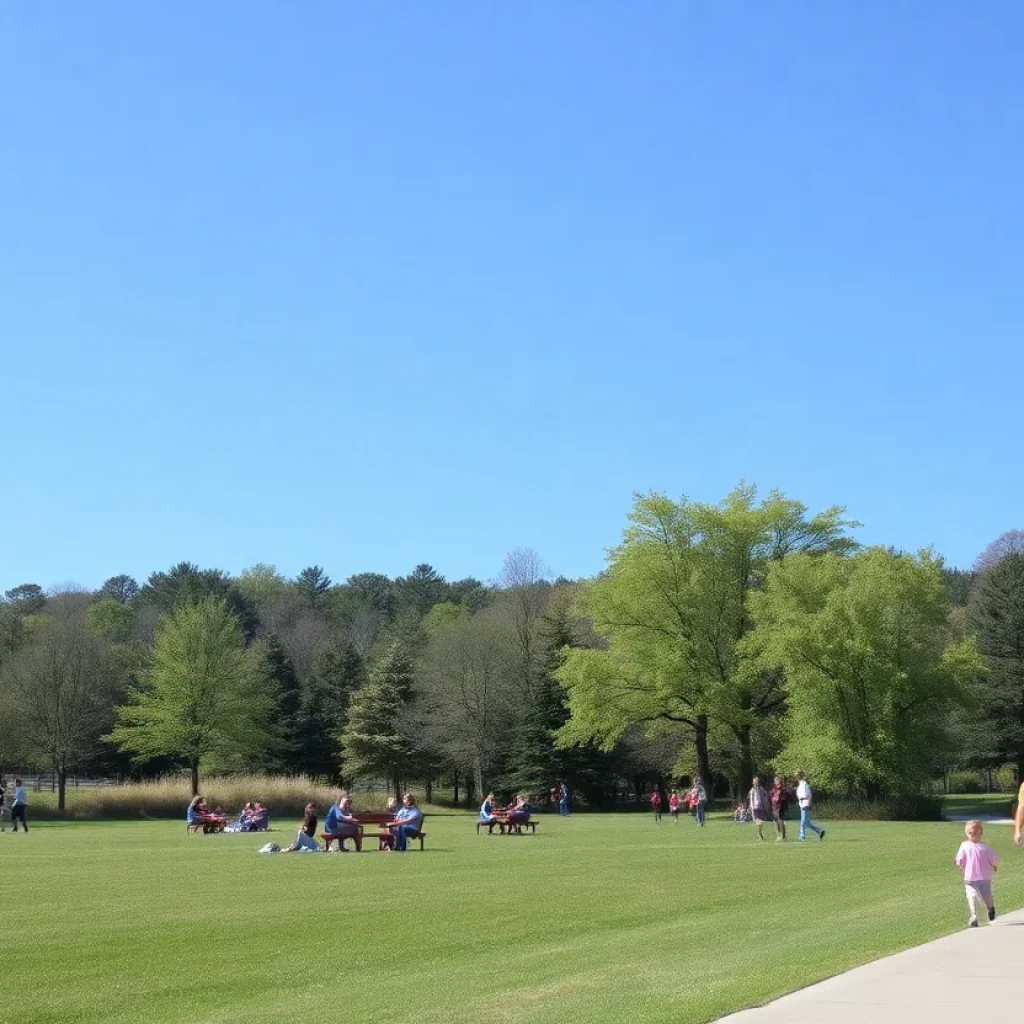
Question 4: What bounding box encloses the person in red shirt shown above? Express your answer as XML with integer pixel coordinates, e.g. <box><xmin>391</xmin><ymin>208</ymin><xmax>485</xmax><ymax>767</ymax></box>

<box><xmin>650</xmin><ymin>788</ymin><xmax>663</xmax><ymax>822</ymax></box>
<box><xmin>769</xmin><ymin>775</ymin><xmax>790</xmax><ymax>842</ymax></box>
<box><xmin>668</xmin><ymin>789</ymin><xmax>681</xmax><ymax>822</ymax></box>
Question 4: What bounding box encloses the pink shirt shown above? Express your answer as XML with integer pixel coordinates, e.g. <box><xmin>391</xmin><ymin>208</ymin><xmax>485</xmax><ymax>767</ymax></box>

<box><xmin>955</xmin><ymin>840</ymin><xmax>1000</xmax><ymax>883</ymax></box>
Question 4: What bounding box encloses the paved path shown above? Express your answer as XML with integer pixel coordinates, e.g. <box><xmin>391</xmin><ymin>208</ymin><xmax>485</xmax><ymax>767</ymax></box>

<box><xmin>716</xmin><ymin>908</ymin><xmax>1024</xmax><ymax>1022</ymax></box>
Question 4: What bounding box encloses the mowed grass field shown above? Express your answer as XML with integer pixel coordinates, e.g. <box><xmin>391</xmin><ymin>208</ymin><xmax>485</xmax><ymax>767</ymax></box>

<box><xmin>3</xmin><ymin>810</ymin><xmax>1023</xmax><ymax>1024</ymax></box>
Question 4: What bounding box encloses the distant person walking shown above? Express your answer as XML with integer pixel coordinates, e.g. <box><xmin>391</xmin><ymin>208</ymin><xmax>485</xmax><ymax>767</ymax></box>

<box><xmin>769</xmin><ymin>775</ymin><xmax>790</xmax><ymax>842</ymax></box>
<box><xmin>558</xmin><ymin>782</ymin><xmax>571</xmax><ymax>817</ymax></box>
<box><xmin>668</xmin><ymin>789</ymin><xmax>681</xmax><ymax>822</ymax></box>
<box><xmin>650</xmin><ymin>787</ymin><xmax>663</xmax><ymax>822</ymax></box>
<box><xmin>956</xmin><ymin>820</ymin><xmax>999</xmax><ymax>927</ymax></box>
<box><xmin>10</xmin><ymin>778</ymin><xmax>27</xmax><ymax>833</ymax></box>
<box><xmin>0</xmin><ymin>779</ymin><xmax>6</xmax><ymax>832</ymax></box>
<box><xmin>748</xmin><ymin>777</ymin><xmax>770</xmax><ymax>841</ymax></box>
<box><xmin>795</xmin><ymin>771</ymin><xmax>824</xmax><ymax>842</ymax></box>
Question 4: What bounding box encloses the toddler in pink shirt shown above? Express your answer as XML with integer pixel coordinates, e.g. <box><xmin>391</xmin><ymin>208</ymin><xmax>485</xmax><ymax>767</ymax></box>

<box><xmin>955</xmin><ymin>819</ymin><xmax>1000</xmax><ymax>928</ymax></box>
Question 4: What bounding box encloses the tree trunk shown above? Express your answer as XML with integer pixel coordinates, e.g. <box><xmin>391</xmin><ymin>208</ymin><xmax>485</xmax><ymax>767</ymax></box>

<box><xmin>695</xmin><ymin>714</ymin><xmax>711</xmax><ymax>791</ymax></box>
<box><xmin>466</xmin><ymin>775</ymin><xmax>476</xmax><ymax>807</ymax></box>
<box><xmin>473</xmin><ymin>757</ymin><xmax>484</xmax><ymax>803</ymax></box>
<box><xmin>735</xmin><ymin>722</ymin><xmax>754</xmax><ymax>793</ymax></box>
<box><xmin>453</xmin><ymin>771</ymin><xmax>459</xmax><ymax>806</ymax></box>
<box><xmin>425</xmin><ymin>778</ymin><xmax>433</xmax><ymax>804</ymax></box>
<box><xmin>190</xmin><ymin>761</ymin><xmax>200</xmax><ymax>797</ymax></box>
<box><xmin>393</xmin><ymin>775</ymin><xmax>402</xmax><ymax>803</ymax></box>
<box><xmin>57</xmin><ymin>768</ymin><xmax>67</xmax><ymax>811</ymax></box>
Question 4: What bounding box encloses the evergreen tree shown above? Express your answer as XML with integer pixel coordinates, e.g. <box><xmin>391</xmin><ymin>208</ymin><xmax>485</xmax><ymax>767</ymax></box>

<box><xmin>98</xmin><ymin>575</ymin><xmax>140</xmax><ymax>604</ymax></box>
<box><xmin>396</xmin><ymin>564</ymin><xmax>448</xmax><ymax>619</ymax></box>
<box><xmin>295</xmin><ymin>565</ymin><xmax>332</xmax><ymax>608</ymax></box>
<box><xmin>256</xmin><ymin>633</ymin><xmax>303</xmax><ymax>774</ymax></box>
<box><xmin>339</xmin><ymin>644</ymin><xmax>414</xmax><ymax>798</ymax></box>
<box><xmin>300</xmin><ymin>642</ymin><xmax>365</xmax><ymax>781</ymax></box>
<box><xmin>972</xmin><ymin>553</ymin><xmax>1024</xmax><ymax>779</ymax></box>
<box><xmin>140</xmin><ymin>563</ymin><xmax>259</xmax><ymax>640</ymax></box>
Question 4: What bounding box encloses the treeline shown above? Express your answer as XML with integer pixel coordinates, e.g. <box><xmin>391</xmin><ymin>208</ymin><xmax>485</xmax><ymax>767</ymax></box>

<box><xmin>1</xmin><ymin>486</ymin><xmax>1022</xmax><ymax>809</ymax></box>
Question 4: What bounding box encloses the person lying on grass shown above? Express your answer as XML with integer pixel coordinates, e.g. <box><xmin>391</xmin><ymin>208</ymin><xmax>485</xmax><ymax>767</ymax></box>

<box><xmin>284</xmin><ymin>804</ymin><xmax>319</xmax><ymax>852</ymax></box>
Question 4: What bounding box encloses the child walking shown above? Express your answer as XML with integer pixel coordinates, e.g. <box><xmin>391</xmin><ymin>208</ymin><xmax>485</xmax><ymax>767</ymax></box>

<box><xmin>650</xmin><ymin>788</ymin><xmax>662</xmax><ymax>822</ymax></box>
<box><xmin>955</xmin><ymin>820</ymin><xmax>999</xmax><ymax>928</ymax></box>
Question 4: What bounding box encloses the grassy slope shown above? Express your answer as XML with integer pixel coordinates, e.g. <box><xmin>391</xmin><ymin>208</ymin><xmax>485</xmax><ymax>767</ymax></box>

<box><xmin>4</xmin><ymin>812</ymin><xmax>1022</xmax><ymax>1024</ymax></box>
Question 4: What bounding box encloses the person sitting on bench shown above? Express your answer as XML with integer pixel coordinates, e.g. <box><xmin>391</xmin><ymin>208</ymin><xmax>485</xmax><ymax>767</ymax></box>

<box><xmin>385</xmin><ymin>793</ymin><xmax>423</xmax><ymax>852</ymax></box>
<box><xmin>323</xmin><ymin>796</ymin><xmax>360</xmax><ymax>851</ymax></box>
<box><xmin>247</xmin><ymin>802</ymin><xmax>269</xmax><ymax>831</ymax></box>
<box><xmin>506</xmin><ymin>794</ymin><xmax>531</xmax><ymax>831</ymax></box>
<box><xmin>479</xmin><ymin>793</ymin><xmax>499</xmax><ymax>830</ymax></box>
<box><xmin>284</xmin><ymin>804</ymin><xmax>319</xmax><ymax>852</ymax></box>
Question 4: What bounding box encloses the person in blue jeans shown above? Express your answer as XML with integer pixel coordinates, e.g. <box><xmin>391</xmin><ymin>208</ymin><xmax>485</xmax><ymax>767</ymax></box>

<box><xmin>796</xmin><ymin>771</ymin><xmax>825</xmax><ymax>842</ymax></box>
<box><xmin>690</xmin><ymin>778</ymin><xmax>707</xmax><ymax>827</ymax></box>
<box><xmin>387</xmin><ymin>793</ymin><xmax>423</xmax><ymax>852</ymax></box>
<box><xmin>558</xmin><ymin>782</ymin><xmax>570</xmax><ymax>817</ymax></box>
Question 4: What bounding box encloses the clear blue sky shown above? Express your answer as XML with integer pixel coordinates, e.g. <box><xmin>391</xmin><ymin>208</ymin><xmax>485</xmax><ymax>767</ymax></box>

<box><xmin>2</xmin><ymin>2</ymin><xmax>1022</xmax><ymax>593</ymax></box>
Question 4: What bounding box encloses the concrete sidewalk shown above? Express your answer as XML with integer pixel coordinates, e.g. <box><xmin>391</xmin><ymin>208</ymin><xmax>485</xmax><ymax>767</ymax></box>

<box><xmin>716</xmin><ymin>908</ymin><xmax>1024</xmax><ymax>1022</ymax></box>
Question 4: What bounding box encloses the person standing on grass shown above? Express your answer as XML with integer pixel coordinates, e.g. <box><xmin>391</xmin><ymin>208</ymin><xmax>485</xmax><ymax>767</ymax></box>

<box><xmin>668</xmin><ymin>789</ymin><xmax>681</xmax><ymax>822</ymax></box>
<box><xmin>748</xmin><ymin>777</ymin><xmax>771</xmax><ymax>841</ymax></box>
<box><xmin>650</xmin><ymin>787</ymin><xmax>663</xmax><ymax>822</ymax></box>
<box><xmin>690</xmin><ymin>778</ymin><xmax>707</xmax><ymax>827</ymax></box>
<box><xmin>559</xmin><ymin>781</ymin><xmax>571</xmax><ymax>817</ymax></box>
<box><xmin>769</xmin><ymin>775</ymin><xmax>789</xmax><ymax>842</ymax></box>
<box><xmin>956</xmin><ymin>820</ymin><xmax>999</xmax><ymax>927</ymax></box>
<box><xmin>795</xmin><ymin>771</ymin><xmax>824</xmax><ymax>842</ymax></box>
<box><xmin>0</xmin><ymin>779</ymin><xmax>6</xmax><ymax>832</ymax></box>
<box><xmin>10</xmin><ymin>778</ymin><xmax>27</xmax><ymax>833</ymax></box>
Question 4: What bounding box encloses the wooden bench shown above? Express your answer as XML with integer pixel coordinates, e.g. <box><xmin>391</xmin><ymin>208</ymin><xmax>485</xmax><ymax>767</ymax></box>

<box><xmin>322</xmin><ymin>811</ymin><xmax>426</xmax><ymax>852</ymax></box>
<box><xmin>476</xmin><ymin>816</ymin><xmax>537</xmax><ymax>835</ymax></box>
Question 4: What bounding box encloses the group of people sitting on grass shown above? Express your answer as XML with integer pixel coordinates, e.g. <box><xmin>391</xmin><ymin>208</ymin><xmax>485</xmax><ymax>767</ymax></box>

<box><xmin>478</xmin><ymin>792</ymin><xmax>532</xmax><ymax>833</ymax></box>
<box><xmin>283</xmin><ymin>792</ymin><xmax>423</xmax><ymax>853</ymax></box>
<box><xmin>186</xmin><ymin>797</ymin><xmax>269</xmax><ymax>833</ymax></box>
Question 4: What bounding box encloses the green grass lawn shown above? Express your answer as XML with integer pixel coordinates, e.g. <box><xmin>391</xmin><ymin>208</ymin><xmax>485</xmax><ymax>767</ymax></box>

<box><xmin>941</xmin><ymin>792</ymin><xmax>1016</xmax><ymax>817</ymax></box>
<box><xmin>3</xmin><ymin>811</ymin><xmax>1022</xmax><ymax>1024</ymax></box>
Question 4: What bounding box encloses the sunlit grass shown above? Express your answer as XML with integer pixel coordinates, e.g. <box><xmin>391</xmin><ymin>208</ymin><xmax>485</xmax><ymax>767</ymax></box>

<box><xmin>4</xmin><ymin>811</ymin><xmax>1021</xmax><ymax>1023</ymax></box>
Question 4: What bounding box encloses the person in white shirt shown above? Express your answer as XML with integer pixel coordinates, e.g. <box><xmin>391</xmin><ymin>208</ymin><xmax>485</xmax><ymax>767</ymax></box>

<box><xmin>11</xmin><ymin>778</ymin><xmax>28</xmax><ymax>833</ymax></box>
<box><xmin>795</xmin><ymin>771</ymin><xmax>824</xmax><ymax>842</ymax></box>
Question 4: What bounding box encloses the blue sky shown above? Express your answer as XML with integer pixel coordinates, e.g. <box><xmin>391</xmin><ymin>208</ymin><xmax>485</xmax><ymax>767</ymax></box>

<box><xmin>2</xmin><ymin>2</ymin><xmax>1022</xmax><ymax>592</ymax></box>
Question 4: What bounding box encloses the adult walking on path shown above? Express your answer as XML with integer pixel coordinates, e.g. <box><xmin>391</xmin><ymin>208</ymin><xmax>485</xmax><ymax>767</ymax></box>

<box><xmin>715</xmin><ymin>907</ymin><xmax>1024</xmax><ymax>1022</ymax></box>
<box><xmin>10</xmin><ymin>778</ymin><xmax>27</xmax><ymax>833</ymax></box>
<box><xmin>795</xmin><ymin>771</ymin><xmax>824</xmax><ymax>842</ymax></box>
<box><xmin>1013</xmin><ymin>777</ymin><xmax>1024</xmax><ymax>846</ymax></box>
<box><xmin>748</xmin><ymin>777</ymin><xmax>771</xmax><ymax>841</ymax></box>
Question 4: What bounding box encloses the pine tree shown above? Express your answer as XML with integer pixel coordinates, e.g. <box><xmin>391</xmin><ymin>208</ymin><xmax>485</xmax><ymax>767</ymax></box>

<box><xmin>339</xmin><ymin>644</ymin><xmax>414</xmax><ymax>797</ymax></box>
<box><xmin>300</xmin><ymin>642</ymin><xmax>365</xmax><ymax>781</ymax></box>
<box><xmin>973</xmin><ymin>553</ymin><xmax>1024</xmax><ymax>778</ymax></box>
<box><xmin>296</xmin><ymin>566</ymin><xmax>332</xmax><ymax>608</ymax></box>
<box><xmin>257</xmin><ymin>634</ymin><xmax>303</xmax><ymax>774</ymax></box>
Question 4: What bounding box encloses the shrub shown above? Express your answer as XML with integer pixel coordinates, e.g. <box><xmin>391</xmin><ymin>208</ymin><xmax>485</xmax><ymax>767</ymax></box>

<box><xmin>25</xmin><ymin>776</ymin><xmax>404</xmax><ymax>821</ymax></box>
<box><xmin>813</xmin><ymin>794</ymin><xmax>943</xmax><ymax>822</ymax></box>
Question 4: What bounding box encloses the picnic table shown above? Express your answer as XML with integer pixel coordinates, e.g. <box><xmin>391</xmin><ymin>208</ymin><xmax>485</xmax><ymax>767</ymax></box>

<box><xmin>322</xmin><ymin>810</ymin><xmax>427</xmax><ymax>852</ymax></box>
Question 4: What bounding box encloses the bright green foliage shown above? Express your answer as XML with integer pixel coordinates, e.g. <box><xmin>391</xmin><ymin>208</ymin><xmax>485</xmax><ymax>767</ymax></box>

<box><xmin>87</xmin><ymin>598</ymin><xmax>137</xmax><ymax>643</ymax></box>
<box><xmin>557</xmin><ymin>485</ymin><xmax>856</xmax><ymax>787</ymax></box>
<box><xmin>107</xmin><ymin>598</ymin><xmax>274</xmax><ymax>794</ymax></box>
<box><xmin>750</xmin><ymin>548</ymin><xmax>983</xmax><ymax>796</ymax></box>
<box><xmin>236</xmin><ymin>564</ymin><xmax>289</xmax><ymax>608</ymax></box>
<box><xmin>971</xmin><ymin>553</ymin><xmax>1024</xmax><ymax>778</ymax></box>
<box><xmin>5</xmin><ymin>815</ymin><xmax>1023</xmax><ymax>1024</ymax></box>
<box><xmin>340</xmin><ymin>644</ymin><xmax>416</xmax><ymax>796</ymax></box>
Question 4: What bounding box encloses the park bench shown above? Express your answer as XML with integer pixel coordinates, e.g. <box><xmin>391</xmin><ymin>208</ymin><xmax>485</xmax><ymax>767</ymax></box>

<box><xmin>322</xmin><ymin>811</ymin><xmax>427</xmax><ymax>852</ymax></box>
<box><xmin>475</xmin><ymin>812</ymin><xmax>537</xmax><ymax>835</ymax></box>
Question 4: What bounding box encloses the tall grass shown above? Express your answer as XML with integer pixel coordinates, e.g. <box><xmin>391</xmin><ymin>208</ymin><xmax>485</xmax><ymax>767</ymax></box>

<box><xmin>26</xmin><ymin>776</ymin><xmax>399</xmax><ymax>821</ymax></box>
